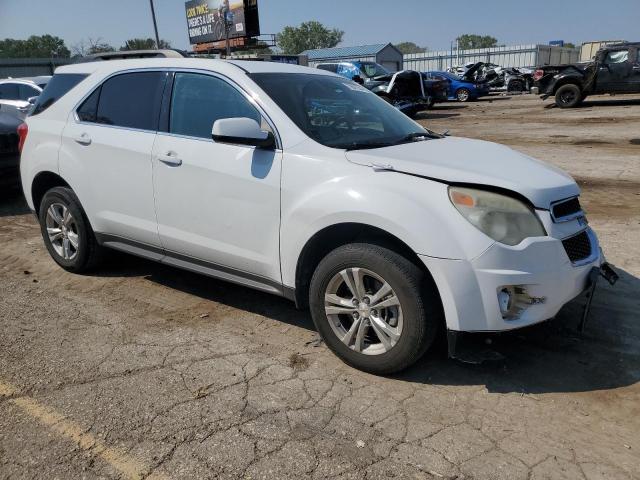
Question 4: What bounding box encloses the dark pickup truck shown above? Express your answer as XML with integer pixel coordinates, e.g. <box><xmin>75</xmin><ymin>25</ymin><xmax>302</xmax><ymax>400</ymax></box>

<box><xmin>533</xmin><ymin>42</ymin><xmax>640</xmax><ymax>107</ymax></box>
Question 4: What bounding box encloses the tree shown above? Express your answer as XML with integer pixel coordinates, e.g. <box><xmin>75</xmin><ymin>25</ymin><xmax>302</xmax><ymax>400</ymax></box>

<box><xmin>277</xmin><ymin>21</ymin><xmax>344</xmax><ymax>55</ymax></box>
<box><xmin>564</xmin><ymin>42</ymin><xmax>576</xmax><ymax>49</ymax></box>
<box><xmin>0</xmin><ymin>35</ymin><xmax>70</xmax><ymax>58</ymax></box>
<box><xmin>395</xmin><ymin>42</ymin><xmax>427</xmax><ymax>54</ymax></box>
<box><xmin>456</xmin><ymin>34</ymin><xmax>498</xmax><ymax>50</ymax></box>
<box><xmin>120</xmin><ymin>38</ymin><xmax>171</xmax><ymax>51</ymax></box>
<box><xmin>72</xmin><ymin>37</ymin><xmax>115</xmax><ymax>57</ymax></box>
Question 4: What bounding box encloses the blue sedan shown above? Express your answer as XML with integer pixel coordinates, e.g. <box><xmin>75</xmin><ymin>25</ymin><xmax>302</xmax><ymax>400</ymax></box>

<box><xmin>424</xmin><ymin>71</ymin><xmax>490</xmax><ymax>102</ymax></box>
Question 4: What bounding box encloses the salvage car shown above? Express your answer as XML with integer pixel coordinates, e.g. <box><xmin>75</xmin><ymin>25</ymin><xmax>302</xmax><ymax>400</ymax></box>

<box><xmin>20</xmin><ymin>59</ymin><xmax>615</xmax><ymax>374</ymax></box>
<box><xmin>317</xmin><ymin>61</ymin><xmax>445</xmax><ymax>117</ymax></box>
<box><xmin>0</xmin><ymin>77</ymin><xmax>50</xmax><ymax>119</ymax></box>
<box><xmin>533</xmin><ymin>42</ymin><xmax>640</xmax><ymax>108</ymax></box>
<box><xmin>451</xmin><ymin>62</ymin><xmax>532</xmax><ymax>93</ymax></box>
<box><xmin>425</xmin><ymin>70</ymin><xmax>490</xmax><ymax>102</ymax></box>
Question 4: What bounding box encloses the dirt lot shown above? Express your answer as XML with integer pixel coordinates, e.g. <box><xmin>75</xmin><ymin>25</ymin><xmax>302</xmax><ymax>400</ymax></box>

<box><xmin>1</xmin><ymin>94</ymin><xmax>639</xmax><ymax>480</ymax></box>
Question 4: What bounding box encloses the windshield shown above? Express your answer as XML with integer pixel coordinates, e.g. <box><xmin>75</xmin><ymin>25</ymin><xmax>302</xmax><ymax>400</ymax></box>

<box><xmin>250</xmin><ymin>73</ymin><xmax>440</xmax><ymax>150</ymax></box>
<box><xmin>359</xmin><ymin>62</ymin><xmax>390</xmax><ymax>79</ymax></box>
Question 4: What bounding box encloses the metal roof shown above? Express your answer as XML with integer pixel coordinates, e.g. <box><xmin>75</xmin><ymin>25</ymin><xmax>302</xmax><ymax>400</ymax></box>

<box><xmin>302</xmin><ymin>43</ymin><xmax>393</xmax><ymax>60</ymax></box>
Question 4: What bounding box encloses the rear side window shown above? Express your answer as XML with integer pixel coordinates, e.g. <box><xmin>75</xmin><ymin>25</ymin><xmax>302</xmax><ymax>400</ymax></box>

<box><xmin>77</xmin><ymin>87</ymin><xmax>100</xmax><ymax>123</ymax></box>
<box><xmin>94</xmin><ymin>72</ymin><xmax>166</xmax><ymax>131</ymax></box>
<box><xmin>317</xmin><ymin>64</ymin><xmax>338</xmax><ymax>73</ymax></box>
<box><xmin>169</xmin><ymin>72</ymin><xmax>261</xmax><ymax>139</ymax></box>
<box><xmin>31</xmin><ymin>74</ymin><xmax>87</xmax><ymax>116</ymax></box>
<box><xmin>0</xmin><ymin>83</ymin><xmax>19</xmax><ymax>100</ymax></box>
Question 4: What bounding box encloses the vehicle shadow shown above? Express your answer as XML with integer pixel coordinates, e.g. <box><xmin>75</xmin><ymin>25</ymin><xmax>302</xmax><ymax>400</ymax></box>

<box><xmin>581</xmin><ymin>97</ymin><xmax>640</xmax><ymax>108</ymax></box>
<box><xmin>93</xmin><ymin>251</ymin><xmax>316</xmax><ymax>332</ymax></box>
<box><xmin>0</xmin><ymin>190</ymin><xmax>30</xmax><ymax>217</ymax></box>
<box><xmin>397</xmin><ymin>265</ymin><xmax>640</xmax><ymax>394</ymax></box>
<box><xmin>96</xmin><ymin>252</ymin><xmax>640</xmax><ymax>394</ymax></box>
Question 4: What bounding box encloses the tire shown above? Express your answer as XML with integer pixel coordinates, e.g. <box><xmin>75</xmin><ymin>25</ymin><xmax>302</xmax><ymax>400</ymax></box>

<box><xmin>456</xmin><ymin>88</ymin><xmax>471</xmax><ymax>102</ymax></box>
<box><xmin>507</xmin><ymin>80</ymin><xmax>524</xmax><ymax>93</ymax></box>
<box><xmin>309</xmin><ymin>243</ymin><xmax>441</xmax><ymax>374</ymax></box>
<box><xmin>38</xmin><ymin>186</ymin><xmax>103</xmax><ymax>273</ymax></box>
<box><xmin>555</xmin><ymin>84</ymin><xmax>583</xmax><ymax>108</ymax></box>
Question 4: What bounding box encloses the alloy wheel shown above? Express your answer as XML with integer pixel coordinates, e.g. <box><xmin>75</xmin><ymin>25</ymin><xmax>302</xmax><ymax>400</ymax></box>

<box><xmin>324</xmin><ymin>267</ymin><xmax>403</xmax><ymax>355</ymax></box>
<box><xmin>45</xmin><ymin>203</ymin><xmax>79</xmax><ymax>261</ymax></box>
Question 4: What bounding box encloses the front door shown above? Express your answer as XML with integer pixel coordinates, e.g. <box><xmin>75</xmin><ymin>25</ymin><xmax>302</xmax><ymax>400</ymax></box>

<box><xmin>596</xmin><ymin>48</ymin><xmax>633</xmax><ymax>93</ymax></box>
<box><xmin>152</xmin><ymin>72</ymin><xmax>282</xmax><ymax>283</ymax></box>
<box><xmin>630</xmin><ymin>47</ymin><xmax>640</xmax><ymax>93</ymax></box>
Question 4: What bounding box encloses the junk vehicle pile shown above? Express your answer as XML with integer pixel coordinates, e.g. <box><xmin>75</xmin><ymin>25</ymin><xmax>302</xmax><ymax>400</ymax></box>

<box><xmin>533</xmin><ymin>42</ymin><xmax>640</xmax><ymax>107</ymax></box>
<box><xmin>317</xmin><ymin>60</ymin><xmax>448</xmax><ymax>117</ymax></box>
<box><xmin>448</xmin><ymin>62</ymin><xmax>534</xmax><ymax>93</ymax></box>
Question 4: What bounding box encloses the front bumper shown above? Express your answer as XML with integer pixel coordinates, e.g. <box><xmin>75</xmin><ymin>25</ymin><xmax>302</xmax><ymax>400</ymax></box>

<box><xmin>420</xmin><ymin>227</ymin><xmax>603</xmax><ymax>332</ymax></box>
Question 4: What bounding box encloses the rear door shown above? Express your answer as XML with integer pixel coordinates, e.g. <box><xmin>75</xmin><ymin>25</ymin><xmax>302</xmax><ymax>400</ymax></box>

<box><xmin>59</xmin><ymin>71</ymin><xmax>167</xmax><ymax>247</ymax></box>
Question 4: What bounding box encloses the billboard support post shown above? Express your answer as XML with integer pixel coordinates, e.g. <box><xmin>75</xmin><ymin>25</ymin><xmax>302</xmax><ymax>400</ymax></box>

<box><xmin>149</xmin><ymin>0</ymin><xmax>161</xmax><ymax>49</ymax></box>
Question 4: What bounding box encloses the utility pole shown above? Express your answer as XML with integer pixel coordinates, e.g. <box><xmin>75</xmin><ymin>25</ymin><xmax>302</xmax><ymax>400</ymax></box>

<box><xmin>149</xmin><ymin>0</ymin><xmax>161</xmax><ymax>49</ymax></box>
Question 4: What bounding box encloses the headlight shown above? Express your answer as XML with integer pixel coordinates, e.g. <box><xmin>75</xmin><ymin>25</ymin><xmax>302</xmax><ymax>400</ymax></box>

<box><xmin>448</xmin><ymin>186</ymin><xmax>546</xmax><ymax>246</ymax></box>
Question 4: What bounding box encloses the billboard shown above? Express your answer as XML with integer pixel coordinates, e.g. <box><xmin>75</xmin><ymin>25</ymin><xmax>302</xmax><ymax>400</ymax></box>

<box><xmin>185</xmin><ymin>0</ymin><xmax>260</xmax><ymax>45</ymax></box>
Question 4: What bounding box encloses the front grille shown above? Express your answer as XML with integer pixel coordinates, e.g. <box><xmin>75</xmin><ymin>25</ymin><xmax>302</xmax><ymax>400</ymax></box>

<box><xmin>551</xmin><ymin>197</ymin><xmax>582</xmax><ymax>221</ymax></box>
<box><xmin>562</xmin><ymin>230</ymin><xmax>592</xmax><ymax>263</ymax></box>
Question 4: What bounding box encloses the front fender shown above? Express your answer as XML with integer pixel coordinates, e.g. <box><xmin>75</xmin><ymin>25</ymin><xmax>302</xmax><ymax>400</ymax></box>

<box><xmin>279</xmin><ymin>155</ymin><xmax>494</xmax><ymax>288</ymax></box>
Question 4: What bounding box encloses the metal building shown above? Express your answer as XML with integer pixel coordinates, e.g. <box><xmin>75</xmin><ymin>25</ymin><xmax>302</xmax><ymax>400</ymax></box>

<box><xmin>0</xmin><ymin>58</ymin><xmax>72</xmax><ymax>79</ymax></box>
<box><xmin>403</xmin><ymin>44</ymin><xmax>581</xmax><ymax>72</ymax></box>
<box><xmin>303</xmin><ymin>43</ymin><xmax>404</xmax><ymax>72</ymax></box>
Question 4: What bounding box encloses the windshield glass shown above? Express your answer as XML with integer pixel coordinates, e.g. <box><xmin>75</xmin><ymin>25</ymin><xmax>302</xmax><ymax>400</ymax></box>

<box><xmin>359</xmin><ymin>62</ymin><xmax>390</xmax><ymax>78</ymax></box>
<box><xmin>250</xmin><ymin>73</ymin><xmax>439</xmax><ymax>150</ymax></box>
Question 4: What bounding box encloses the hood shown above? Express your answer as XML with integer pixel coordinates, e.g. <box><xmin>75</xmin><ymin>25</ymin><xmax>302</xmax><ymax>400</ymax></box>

<box><xmin>461</xmin><ymin>62</ymin><xmax>484</xmax><ymax>81</ymax></box>
<box><xmin>345</xmin><ymin>137</ymin><xmax>579</xmax><ymax>208</ymax></box>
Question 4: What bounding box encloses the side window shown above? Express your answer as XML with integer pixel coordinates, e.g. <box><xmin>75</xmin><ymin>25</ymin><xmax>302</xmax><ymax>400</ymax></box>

<box><xmin>637</xmin><ymin>49</ymin><xmax>640</xmax><ymax>64</ymax></box>
<box><xmin>77</xmin><ymin>87</ymin><xmax>101</xmax><ymax>122</ymax></box>
<box><xmin>0</xmin><ymin>83</ymin><xmax>19</xmax><ymax>100</ymax></box>
<box><xmin>317</xmin><ymin>64</ymin><xmax>338</xmax><ymax>73</ymax></box>
<box><xmin>604</xmin><ymin>50</ymin><xmax>629</xmax><ymax>64</ymax></box>
<box><xmin>18</xmin><ymin>84</ymin><xmax>40</xmax><ymax>101</ymax></box>
<box><xmin>95</xmin><ymin>72</ymin><xmax>166</xmax><ymax>130</ymax></box>
<box><xmin>169</xmin><ymin>72</ymin><xmax>262</xmax><ymax>139</ymax></box>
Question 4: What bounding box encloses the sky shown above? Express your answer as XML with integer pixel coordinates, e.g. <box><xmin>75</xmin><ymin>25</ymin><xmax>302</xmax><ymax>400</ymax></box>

<box><xmin>0</xmin><ymin>0</ymin><xmax>638</xmax><ymax>52</ymax></box>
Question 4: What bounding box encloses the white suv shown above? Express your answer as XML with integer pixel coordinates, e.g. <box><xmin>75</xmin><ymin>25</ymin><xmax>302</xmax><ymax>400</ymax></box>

<box><xmin>20</xmin><ymin>59</ymin><xmax>609</xmax><ymax>374</ymax></box>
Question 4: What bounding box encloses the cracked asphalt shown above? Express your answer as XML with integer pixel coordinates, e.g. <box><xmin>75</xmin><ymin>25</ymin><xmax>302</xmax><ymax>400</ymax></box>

<box><xmin>1</xmin><ymin>94</ymin><xmax>640</xmax><ymax>479</ymax></box>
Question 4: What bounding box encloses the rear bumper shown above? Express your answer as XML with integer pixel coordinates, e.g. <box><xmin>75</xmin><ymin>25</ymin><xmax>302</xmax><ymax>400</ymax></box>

<box><xmin>420</xmin><ymin>227</ymin><xmax>602</xmax><ymax>332</ymax></box>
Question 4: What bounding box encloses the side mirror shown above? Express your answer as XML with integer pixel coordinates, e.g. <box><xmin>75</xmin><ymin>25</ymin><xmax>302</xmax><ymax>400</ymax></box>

<box><xmin>352</xmin><ymin>75</ymin><xmax>364</xmax><ymax>85</ymax></box>
<box><xmin>27</xmin><ymin>96</ymin><xmax>38</xmax><ymax>105</ymax></box>
<box><xmin>212</xmin><ymin>117</ymin><xmax>275</xmax><ymax>149</ymax></box>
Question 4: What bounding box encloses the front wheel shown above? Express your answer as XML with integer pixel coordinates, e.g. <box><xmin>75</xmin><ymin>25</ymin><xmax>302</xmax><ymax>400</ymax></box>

<box><xmin>309</xmin><ymin>243</ymin><xmax>441</xmax><ymax>374</ymax></box>
<box><xmin>456</xmin><ymin>88</ymin><xmax>471</xmax><ymax>102</ymax></box>
<box><xmin>555</xmin><ymin>84</ymin><xmax>583</xmax><ymax>108</ymax></box>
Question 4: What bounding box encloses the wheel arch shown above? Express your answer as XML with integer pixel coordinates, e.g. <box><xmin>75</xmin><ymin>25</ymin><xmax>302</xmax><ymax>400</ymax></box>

<box><xmin>293</xmin><ymin>222</ymin><xmax>439</xmax><ymax>309</ymax></box>
<box><xmin>551</xmin><ymin>76</ymin><xmax>583</xmax><ymax>95</ymax></box>
<box><xmin>31</xmin><ymin>171</ymin><xmax>71</xmax><ymax>217</ymax></box>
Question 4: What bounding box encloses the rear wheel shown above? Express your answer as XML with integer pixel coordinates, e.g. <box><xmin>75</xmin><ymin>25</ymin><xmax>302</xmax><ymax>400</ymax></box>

<box><xmin>555</xmin><ymin>84</ymin><xmax>583</xmax><ymax>108</ymax></box>
<box><xmin>309</xmin><ymin>243</ymin><xmax>441</xmax><ymax>374</ymax></box>
<box><xmin>456</xmin><ymin>88</ymin><xmax>471</xmax><ymax>102</ymax></box>
<box><xmin>38</xmin><ymin>187</ymin><xmax>103</xmax><ymax>272</ymax></box>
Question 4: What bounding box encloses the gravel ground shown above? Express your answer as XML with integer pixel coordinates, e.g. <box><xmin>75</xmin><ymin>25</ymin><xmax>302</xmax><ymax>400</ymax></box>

<box><xmin>1</xmin><ymin>93</ymin><xmax>639</xmax><ymax>480</ymax></box>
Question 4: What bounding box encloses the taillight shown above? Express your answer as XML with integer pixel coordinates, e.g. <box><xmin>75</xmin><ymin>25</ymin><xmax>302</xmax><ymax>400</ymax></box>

<box><xmin>533</xmin><ymin>69</ymin><xmax>544</xmax><ymax>81</ymax></box>
<box><xmin>17</xmin><ymin>122</ymin><xmax>28</xmax><ymax>153</ymax></box>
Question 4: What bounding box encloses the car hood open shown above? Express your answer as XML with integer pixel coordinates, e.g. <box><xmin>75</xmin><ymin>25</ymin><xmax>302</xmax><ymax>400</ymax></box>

<box><xmin>345</xmin><ymin>136</ymin><xmax>579</xmax><ymax>208</ymax></box>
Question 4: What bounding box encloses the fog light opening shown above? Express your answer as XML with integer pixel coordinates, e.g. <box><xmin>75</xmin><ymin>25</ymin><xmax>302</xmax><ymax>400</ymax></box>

<box><xmin>497</xmin><ymin>285</ymin><xmax>546</xmax><ymax>320</ymax></box>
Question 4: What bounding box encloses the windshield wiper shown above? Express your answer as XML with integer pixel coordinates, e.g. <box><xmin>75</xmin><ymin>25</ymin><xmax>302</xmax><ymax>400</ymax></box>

<box><xmin>336</xmin><ymin>141</ymin><xmax>396</xmax><ymax>151</ymax></box>
<box><xmin>393</xmin><ymin>131</ymin><xmax>444</xmax><ymax>144</ymax></box>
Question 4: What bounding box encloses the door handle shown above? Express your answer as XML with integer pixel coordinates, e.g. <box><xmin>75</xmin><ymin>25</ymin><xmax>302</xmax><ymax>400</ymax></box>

<box><xmin>157</xmin><ymin>151</ymin><xmax>182</xmax><ymax>166</ymax></box>
<box><xmin>74</xmin><ymin>132</ymin><xmax>92</xmax><ymax>146</ymax></box>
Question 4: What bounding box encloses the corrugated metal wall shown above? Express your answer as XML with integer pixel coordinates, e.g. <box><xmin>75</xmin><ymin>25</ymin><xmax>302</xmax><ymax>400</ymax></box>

<box><xmin>0</xmin><ymin>58</ymin><xmax>72</xmax><ymax>79</ymax></box>
<box><xmin>308</xmin><ymin>55</ymin><xmax>377</xmax><ymax>68</ymax></box>
<box><xmin>403</xmin><ymin>44</ymin><xmax>580</xmax><ymax>71</ymax></box>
